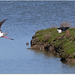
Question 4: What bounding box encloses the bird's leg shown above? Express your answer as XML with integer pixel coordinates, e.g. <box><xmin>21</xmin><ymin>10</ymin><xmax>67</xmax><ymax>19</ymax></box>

<box><xmin>2</xmin><ymin>36</ymin><xmax>14</xmax><ymax>40</ymax></box>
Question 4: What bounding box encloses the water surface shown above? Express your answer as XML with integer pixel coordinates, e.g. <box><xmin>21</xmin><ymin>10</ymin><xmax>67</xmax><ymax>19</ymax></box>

<box><xmin>0</xmin><ymin>1</ymin><xmax>75</xmax><ymax>74</ymax></box>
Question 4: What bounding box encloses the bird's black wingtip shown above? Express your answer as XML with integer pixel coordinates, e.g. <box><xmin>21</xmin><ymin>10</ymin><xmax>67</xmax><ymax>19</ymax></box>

<box><xmin>4</xmin><ymin>19</ymin><xmax>7</xmax><ymax>21</ymax></box>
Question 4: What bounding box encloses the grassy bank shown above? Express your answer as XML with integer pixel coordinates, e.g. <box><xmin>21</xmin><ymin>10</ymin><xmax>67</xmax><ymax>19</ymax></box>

<box><xmin>33</xmin><ymin>28</ymin><xmax>75</xmax><ymax>57</ymax></box>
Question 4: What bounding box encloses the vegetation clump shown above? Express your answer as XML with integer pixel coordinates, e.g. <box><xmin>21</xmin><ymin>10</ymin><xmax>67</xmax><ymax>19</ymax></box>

<box><xmin>60</xmin><ymin>22</ymin><xmax>71</xmax><ymax>27</ymax></box>
<box><xmin>31</xmin><ymin>27</ymin><xmax>75</xmax><ymax>64</ymax></box>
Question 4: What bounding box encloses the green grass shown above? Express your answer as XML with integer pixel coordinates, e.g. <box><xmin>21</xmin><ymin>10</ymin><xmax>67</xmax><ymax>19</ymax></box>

<box><xmin>35</xmin><ymin>28</ymin><xmax>64</xmax><ymax>41</ymax></box>
<box><xmin>34</xmin><ymin>28</ymin><xmax>75</xmax><ymax>56</ymax></box>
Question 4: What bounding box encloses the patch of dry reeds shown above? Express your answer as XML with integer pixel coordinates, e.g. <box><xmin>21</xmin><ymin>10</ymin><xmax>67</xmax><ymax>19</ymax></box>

<box><xmin>60</xmin><ymin>22</ymin><xmax>71</xmax><ymax>27</ymax></box>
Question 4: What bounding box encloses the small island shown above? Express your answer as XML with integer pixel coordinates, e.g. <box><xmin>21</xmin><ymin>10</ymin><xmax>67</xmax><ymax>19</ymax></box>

<box><xmin>30</xmin><ymin>24</ymin><xmax>75</xmax><ymax>64</ymax></box>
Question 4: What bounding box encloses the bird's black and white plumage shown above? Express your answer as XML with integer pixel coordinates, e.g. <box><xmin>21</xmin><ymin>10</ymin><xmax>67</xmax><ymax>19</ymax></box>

<box><xmin>57</xmin><ymin>27</ymin><xmax>70</xmax><ymax>33</ymax></box>
<box><xmin>0</xmin><ymin>19</ymin><xmax>7</xmax><ymax>31</ymax></box>
<box><xmin>0</xmin><ymin>19</ymin><xmax>7</xmax><ymax>37</ymax></box>
<box><xmin>0</xmin><ymin>19</ymin><xmax>14</xmax><ymax>40</ymax></box>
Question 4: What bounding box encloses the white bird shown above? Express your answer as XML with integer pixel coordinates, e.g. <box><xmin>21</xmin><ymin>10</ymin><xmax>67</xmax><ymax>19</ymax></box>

<box><xmin>0</xmin><ymin>19</ymin><xmax>14</xmax><ymax>40</ymax></box>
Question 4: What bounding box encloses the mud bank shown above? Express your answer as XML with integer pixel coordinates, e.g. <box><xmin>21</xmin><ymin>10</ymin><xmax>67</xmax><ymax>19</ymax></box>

<box><xmin>30</xmin><ymin>28</ymin><xmax>75</xmax><ymax>64</ymax></box>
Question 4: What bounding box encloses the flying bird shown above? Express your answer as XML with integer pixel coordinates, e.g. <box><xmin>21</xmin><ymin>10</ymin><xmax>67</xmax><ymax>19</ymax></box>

<box><xmin>0</xmin><ymin>19</ymin><xmax>14</xmax><ymax>40</ymax></box>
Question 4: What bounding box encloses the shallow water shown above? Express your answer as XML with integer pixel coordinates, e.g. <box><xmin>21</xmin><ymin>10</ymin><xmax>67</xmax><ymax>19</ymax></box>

<box><xmin>0</xmin><ymin>1</ymin><xmax>75</xmax><ymax>74</ymax></box>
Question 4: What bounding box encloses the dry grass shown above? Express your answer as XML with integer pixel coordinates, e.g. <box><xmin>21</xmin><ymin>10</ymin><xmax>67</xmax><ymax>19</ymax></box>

<box><xmin>60</xmin><ymin>22</ymin><xmax>71</xmax><ymax>27</ymax></box>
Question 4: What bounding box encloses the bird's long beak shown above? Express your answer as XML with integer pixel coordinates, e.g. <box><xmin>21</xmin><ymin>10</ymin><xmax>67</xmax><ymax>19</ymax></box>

<box><xmin>2</xmin><ymin>36</ymin><xmax>14</xmax><ymax>40</ymax></box>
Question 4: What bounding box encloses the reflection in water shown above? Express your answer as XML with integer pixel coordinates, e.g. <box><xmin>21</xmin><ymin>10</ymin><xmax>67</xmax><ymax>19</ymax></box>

<box><xmin>0</xmin><ymin>1</ymin><xmax>75</xmax><ymax>73</ymax></box>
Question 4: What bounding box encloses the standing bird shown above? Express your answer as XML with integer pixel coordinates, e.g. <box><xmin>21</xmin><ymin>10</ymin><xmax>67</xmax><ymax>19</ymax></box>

<box><xmin>57</xmin><ymin>27</ymin><xmax>70</xmax><ymax>33</ymax></box>
<box><xmin>0</xmin><ymin>19</ymin><xmax>14</xmax><ymax>40</ymax></box>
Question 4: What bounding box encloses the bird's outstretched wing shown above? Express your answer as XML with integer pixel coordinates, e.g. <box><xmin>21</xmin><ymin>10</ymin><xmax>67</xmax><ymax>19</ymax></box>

<box><xmin>0</xmin><ymin>19</ymin><xmax>7</xmax><ymax>30</ymax></box>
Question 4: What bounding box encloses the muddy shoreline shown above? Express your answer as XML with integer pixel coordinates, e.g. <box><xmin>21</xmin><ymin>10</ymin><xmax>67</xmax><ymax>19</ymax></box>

<box><xmin>30</xmin><ymin>28</ymin><xmax>75</xmax><ymax>65</ymax></box>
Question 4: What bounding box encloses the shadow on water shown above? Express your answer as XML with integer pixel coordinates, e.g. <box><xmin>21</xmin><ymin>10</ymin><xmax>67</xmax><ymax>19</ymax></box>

<box><xmin>28</xmin><ymin>48</ymin><xmax>60</xmax><ymax>60</ymax></box>
<box><xmin>28</xmin><ymin>48</ymin><xmax>75</xmax><ymax>67</ymax></box>
<box><xmin>0</xmin><ymin>1</ymin><xmax>75</xmax><ymax>73</ymax></box>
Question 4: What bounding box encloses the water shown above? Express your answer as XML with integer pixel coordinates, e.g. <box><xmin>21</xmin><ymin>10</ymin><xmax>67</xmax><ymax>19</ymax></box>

<box><xmin>0</xmin><ymin>1</ymin><xmax>75</xmax><ymax>74</ymax></box>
